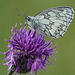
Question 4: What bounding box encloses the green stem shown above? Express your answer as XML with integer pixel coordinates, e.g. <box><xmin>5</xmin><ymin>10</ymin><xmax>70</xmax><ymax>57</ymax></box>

<box><xmin>7</xmin><ymin>70</ymin><xmax>14</xmax><ymax>75</ymax></box>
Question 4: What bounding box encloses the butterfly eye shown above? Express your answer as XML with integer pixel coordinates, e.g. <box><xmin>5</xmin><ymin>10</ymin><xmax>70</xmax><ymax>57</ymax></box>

<box><xmin>27</xmin><ymin>17</ymin><xmax>30</xmax><ymax>21</ymax></box>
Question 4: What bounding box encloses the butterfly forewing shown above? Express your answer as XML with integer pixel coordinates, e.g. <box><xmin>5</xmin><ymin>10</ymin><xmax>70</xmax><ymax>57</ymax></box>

<box><xmin>34</xmin><ymin>7</ymin><xmax>74</xmax><ymax>38</ymax></box>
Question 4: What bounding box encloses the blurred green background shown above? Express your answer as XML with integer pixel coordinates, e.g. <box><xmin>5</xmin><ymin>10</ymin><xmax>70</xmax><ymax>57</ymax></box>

<box><xmin>0</xmin><ymin>0</ymin><xmax>75</xmax><ymax>75</ymax></box>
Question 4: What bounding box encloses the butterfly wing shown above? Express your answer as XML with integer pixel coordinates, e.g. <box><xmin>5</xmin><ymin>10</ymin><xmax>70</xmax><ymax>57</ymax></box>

<box><xmin>34</xmin><ymin>6</ymin><xmax>74</xmax><ymax>38</ymax></box>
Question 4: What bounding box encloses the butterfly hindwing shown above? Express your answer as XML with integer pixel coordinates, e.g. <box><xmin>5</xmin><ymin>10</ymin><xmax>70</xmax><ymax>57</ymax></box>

<box><xmin>34</xmin><ymin>6</ymin><xmax>74</xmax><ymax>38</ymax></box>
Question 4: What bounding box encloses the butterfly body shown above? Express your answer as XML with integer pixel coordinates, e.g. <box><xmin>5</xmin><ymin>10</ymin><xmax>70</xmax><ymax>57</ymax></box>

<box><xmin>26</xmin><ymin>6</ymin><xmax>74</xmax><ymax>38</ymax></box>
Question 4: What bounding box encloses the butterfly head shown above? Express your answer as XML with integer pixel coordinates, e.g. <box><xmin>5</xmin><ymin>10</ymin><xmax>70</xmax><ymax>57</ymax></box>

<box><xmin>26</xmin><ymin>16</ymin><xmax>35</xmax><ymax>30</ymax></box>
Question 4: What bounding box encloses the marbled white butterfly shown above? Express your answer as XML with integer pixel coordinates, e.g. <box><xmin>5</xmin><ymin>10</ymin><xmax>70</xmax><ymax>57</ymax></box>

<box><xmin>19</xmin><ymin>6</ymin><xmax>74</xmax><ymax>38</ymax></box>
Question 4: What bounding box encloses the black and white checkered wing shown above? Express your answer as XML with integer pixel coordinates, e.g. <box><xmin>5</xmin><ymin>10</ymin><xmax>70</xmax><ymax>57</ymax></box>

<box><xmin>34</xmin><ymin>6</ymin><xmax>74</xmax><ymax>38</ymax></box>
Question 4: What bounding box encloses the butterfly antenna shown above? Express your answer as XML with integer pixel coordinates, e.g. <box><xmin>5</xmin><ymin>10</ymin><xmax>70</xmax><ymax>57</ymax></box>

<box><xmin>16</xmin><ymin>8</ymin><xmax>28</xmax><ymax>19</ymax></box>
<box><xmin>18</xmin><ymin>14</ymin><xmax>25</xmax><ymax>16</ymax></box>
<box><xmin>16</xmin><ymin>8</ymin><xmax>24</xmax><ymax>14</ymax></box>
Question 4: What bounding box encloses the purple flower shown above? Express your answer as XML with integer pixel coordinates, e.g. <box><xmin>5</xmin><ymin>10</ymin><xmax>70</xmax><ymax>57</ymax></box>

<box><xmin>1</xmin><ymin>23</ymin><xmax>57</xmax><ymax>75</ymax></box>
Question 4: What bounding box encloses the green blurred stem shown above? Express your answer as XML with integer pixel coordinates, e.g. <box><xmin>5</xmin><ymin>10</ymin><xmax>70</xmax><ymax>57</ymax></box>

<box><xmin>7</xmin><ymin>70</ymin><xmax>15</xmax><ymax>75</ymax></box>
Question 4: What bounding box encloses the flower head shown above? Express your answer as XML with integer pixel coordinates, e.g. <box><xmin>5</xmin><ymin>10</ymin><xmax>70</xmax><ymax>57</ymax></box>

<box><xmin>1</xmin><ymin>23</ymin><xmax>57</xmax><ymax>75</ymax></box>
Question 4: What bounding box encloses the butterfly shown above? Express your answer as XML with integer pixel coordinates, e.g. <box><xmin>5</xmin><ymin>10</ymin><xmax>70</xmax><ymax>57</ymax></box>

<box><xmin>17</xmin><ymin>6</ymin><xmax>74</xmax><ymax>38</ymax></box>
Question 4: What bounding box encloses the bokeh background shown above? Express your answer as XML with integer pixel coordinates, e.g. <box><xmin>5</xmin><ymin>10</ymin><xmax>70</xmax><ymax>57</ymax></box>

<box><xmin>0</xmin><ymin>0</ymin><xmax>75</xmax><ymax>75</ymax></box>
